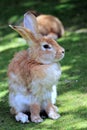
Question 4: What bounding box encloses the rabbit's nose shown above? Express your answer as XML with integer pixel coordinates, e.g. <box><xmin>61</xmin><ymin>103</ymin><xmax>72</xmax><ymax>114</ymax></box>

<box><xmin>62</xmin><ymin>50</ymin><xmax>65</xmax><ymax>54</ymax></box>
<box><xmin>62</xmin><ymin>48</ymin><xmax>65</xmax><ymax>54</ymax></box>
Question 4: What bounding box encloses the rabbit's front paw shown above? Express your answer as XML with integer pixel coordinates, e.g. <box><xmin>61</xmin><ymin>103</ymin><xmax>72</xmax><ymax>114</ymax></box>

<box><xmin>15</xmin><ymin>112</ymin><xmax>29</xmax><ymax>123</ymax></box>
<box><xmin>48</xmin><ymin>111</ymin><xmax>60</xmax><ymax>120</ymax></box>
<box><xmin>31</xmin><ymin>115</ymin><xmax>43</xmax><ymax>123</ymax></box>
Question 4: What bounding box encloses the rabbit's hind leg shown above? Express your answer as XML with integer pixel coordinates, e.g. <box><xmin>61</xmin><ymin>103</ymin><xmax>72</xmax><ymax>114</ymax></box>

<box><xmin>15</xmin><ymin>112</ymin><xmax>29</xmax><ymax>123</ymax></box>
<box><xmin>10</xmin><ymin>107</ymin><xmax>29</xmax><ymax>123</ymax></box>
<box><xmin>44</xmin><ymin>102</ymin><xmax>60</xmax><ymax>120</ymax></box>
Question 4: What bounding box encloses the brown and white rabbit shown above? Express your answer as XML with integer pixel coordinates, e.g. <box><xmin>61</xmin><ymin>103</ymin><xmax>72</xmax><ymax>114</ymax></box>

<box><xmin>8</xmin><ymin>12</ymin><xmax>65</xmax><ymax>123</ymax></box>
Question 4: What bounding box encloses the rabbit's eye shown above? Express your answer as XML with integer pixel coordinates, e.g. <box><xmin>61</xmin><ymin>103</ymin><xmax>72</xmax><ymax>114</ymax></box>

<box><xmin>43</xmin><ymin>44</ymin><xmax>51</xmax><ymax>49</ymax></box>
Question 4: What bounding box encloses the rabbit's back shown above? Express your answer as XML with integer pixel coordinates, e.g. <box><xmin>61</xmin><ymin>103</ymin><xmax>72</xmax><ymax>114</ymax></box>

<box><xmin>8</xmin><ymin>50</ymin><xmax>31</xmax><ymax>86</ymax></box>
<box><xmin>8</xmin><ymin>50</ymin><xmax>46</xmax><ymax>86</ymax></box>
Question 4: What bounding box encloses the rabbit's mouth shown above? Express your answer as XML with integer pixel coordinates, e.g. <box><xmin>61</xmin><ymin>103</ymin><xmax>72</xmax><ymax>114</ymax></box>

<box><xmin>55</xmin><ymin>53</ymin><xmax>65</xmax><ymax>62</ymax></box>
<box><xmin>59</xmin><ymin>53</ymin><xmax>65</xmax><ymax>60</ymax></box>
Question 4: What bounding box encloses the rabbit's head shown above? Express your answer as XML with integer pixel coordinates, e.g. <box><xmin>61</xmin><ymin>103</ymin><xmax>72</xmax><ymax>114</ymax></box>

<box><xmin>9</xmin><ymin>12</ymin><xmax>65</xmax><ymax>64</ymax></box>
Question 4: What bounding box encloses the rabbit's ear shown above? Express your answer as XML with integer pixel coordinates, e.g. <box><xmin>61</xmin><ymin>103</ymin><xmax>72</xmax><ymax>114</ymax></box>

<box><xmin>9</xmin><ymin>25</ymin><xmax>37</xmax><ymax>46</ymax></box>
<box><xmin>24</xmin><ymin>11</ymin><xmax>39</xmax><ymax>37</ymax></box>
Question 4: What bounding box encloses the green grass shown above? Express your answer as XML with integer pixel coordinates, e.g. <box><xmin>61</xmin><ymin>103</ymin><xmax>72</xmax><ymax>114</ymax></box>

<box><xmin>0</xmin><ymin>0</ymin><xmax>87</xmax><ymax>130</ymax></box>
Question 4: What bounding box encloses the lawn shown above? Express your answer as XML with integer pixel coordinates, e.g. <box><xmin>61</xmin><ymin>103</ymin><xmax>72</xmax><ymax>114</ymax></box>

<box><xmin>0</xmin><ymin>0</ymin><xmax>87</xmax><ymax>130</ymax></box>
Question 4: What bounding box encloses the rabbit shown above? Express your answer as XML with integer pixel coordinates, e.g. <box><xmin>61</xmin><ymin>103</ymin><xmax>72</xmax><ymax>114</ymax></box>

<box><xmin>21</xmin><ymin>11</ymin><xmax>64</xmax><ymax>40</ymax></box>
<box><xmin>8</xmin><ymin>12</ymin><xmax>65</xmax><ymax>123</ymax></box>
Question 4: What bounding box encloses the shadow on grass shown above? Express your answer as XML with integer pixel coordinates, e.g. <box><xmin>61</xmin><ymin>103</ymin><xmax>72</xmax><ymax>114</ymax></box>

<box><xmin>60</xmin><ymin>104</ymin><xmax>87</xmax><ymax>120</ymax></box>
<box><xmin>77</xmin><ymin>128</ymin><xmax>87</xmax><ymax>130</ymax></box>
<box><xmin>57</xmin><ymin>32</ymin><xmax>87</xmax><ymax>95</ymax></box>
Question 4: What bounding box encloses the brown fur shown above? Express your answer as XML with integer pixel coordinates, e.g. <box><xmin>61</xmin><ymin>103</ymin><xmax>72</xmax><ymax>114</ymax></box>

<box><xmin>30</xmin><ymin>104</ymin><xmax>43</xmax><ymax>122</ymax></box>
<box><xmin>37</xmin><ymin>15</ymin><xmax>64</xmax><ymax>38</ymax></box>
<box><xmin>10</xmin><ymin>107</ymin><xmax>17</xmax><ymax>115</ymax></box>
<box><xmin>8</xmin><ymin>50</ymin><xmax>46</xmax><ymax>87</ymax></box>
<box><xmin>45</xmin><ymin>102</ymin><xmax>56</xmax><ymax>113</ymax></box>
<box><xmin>10</xmin><ymin>25</ymin><xmax>38</xmax><ymax>43</ymax></box>
<box><xmin>21</xmin><ymin>11</ymin><xmax>64</xmax><ymax>39</ymax></box>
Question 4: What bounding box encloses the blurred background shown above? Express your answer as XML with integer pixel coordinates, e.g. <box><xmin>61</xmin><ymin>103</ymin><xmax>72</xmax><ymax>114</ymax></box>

<box><xmin>0</xmin><ymin>0</ymin><xmax>87</xmax><ymax>30</ymax></box>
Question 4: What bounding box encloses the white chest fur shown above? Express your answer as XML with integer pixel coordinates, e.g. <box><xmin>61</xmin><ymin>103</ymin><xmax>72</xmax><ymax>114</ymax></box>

<box><xmin>9</xmin><ymin>63</ymin><xmax>61</xmax><ymax>112</ymax></box>
<box><xmin>45</xmin><ymin>63</ymin><xmax>61</xmax><ymax>84</ymax></box>
<box><xmin>30</xmin><ymin>63</ymin><xmax>61</xmax><ymax>94</ymax></box>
